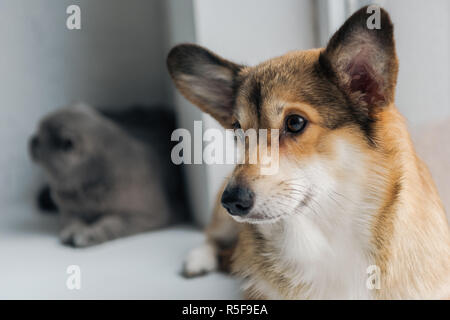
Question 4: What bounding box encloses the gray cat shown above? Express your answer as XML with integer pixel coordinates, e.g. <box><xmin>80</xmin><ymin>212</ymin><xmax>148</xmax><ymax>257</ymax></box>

<box><xmin>29</xmin><ymin>103</ymin><xmax>179</xmax><ymax>247</ymax></box>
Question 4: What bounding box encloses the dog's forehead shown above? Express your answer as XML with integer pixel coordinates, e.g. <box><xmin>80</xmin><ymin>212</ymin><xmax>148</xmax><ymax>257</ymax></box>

<box><xmin>239</xmin><ymin>52</ymin><xmax>313</xmax><ymax>97</ymax></box>
<box><xmin>235</xmin><ymin>49</ymin><xmax>350</xmax><ymax>129</ymax></box>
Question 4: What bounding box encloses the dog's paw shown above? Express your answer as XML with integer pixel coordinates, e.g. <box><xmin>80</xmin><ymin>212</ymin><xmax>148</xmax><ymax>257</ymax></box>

<box><xmin>182</xmin><ymin>242</ymin><xmax>218</xmax><ymax>278</ymax></box>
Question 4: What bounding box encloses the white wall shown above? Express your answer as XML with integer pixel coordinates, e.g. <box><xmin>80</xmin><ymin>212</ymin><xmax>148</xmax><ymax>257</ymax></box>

<box><xmin>164</xmin><ymin>0</ymin><xmax>212</xmax><ymax>226</ymax></box>
<box><xmin>0</xmin><ymin>0</ymin><xmax>170</xmax><ymax>204</ymax></box>
<box><xmin>384</xmin><ymin>0</ymin><xmax>450</xmax><ymax>126</ymax></box>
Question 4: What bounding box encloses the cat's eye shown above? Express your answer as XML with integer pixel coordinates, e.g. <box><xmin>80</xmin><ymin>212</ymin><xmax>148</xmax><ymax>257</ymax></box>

<box><xmin>59</xmin><ymin>138</ymin><xmax>74</xmax><ymax>152</ymax></box>
<box><xmin>285</xmin><ymin>115</ymin><xmax>307</xmax><ymax>134</ymax></box>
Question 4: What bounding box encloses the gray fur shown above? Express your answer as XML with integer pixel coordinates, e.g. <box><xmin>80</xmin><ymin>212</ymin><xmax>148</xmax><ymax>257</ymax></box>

<box><xmin>30</xmin><ymin>103</ymin><xmax>172</xmax><ymax>247</ymax></box>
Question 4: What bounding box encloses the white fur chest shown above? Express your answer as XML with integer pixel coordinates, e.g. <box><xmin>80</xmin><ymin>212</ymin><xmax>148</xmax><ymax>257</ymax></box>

<box><xmin>245</xmin><ymin>212</ymin><xmax>375</xmax><ymax>300</ymax></box>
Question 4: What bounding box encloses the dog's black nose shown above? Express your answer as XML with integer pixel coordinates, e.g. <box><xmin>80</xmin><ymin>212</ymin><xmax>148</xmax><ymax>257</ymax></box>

<box><xmin>221</xmin><ymin>186</ymin><xmax>254</xmax><ymax>216</ymax></box>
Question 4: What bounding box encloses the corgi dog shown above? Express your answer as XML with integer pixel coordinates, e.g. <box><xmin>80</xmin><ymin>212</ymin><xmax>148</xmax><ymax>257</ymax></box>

<box><xmin>167</xmin><ymin>7</ymin><xmax>450</xmax><ymax>299</ymax></box>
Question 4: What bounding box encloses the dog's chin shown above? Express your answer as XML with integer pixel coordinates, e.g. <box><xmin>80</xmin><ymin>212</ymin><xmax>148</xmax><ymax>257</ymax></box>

<box><xmin>230</xmin><ymin>211</ymin><xmax>286</xmax><ymax>225</ymax></box>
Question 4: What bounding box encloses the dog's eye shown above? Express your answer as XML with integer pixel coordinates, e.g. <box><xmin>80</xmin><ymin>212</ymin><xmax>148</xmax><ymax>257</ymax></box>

<box><xmin>285</xmin><ymin>115</ymin><xmax>307</xmax><ymax>133</ymax></box>
<box><xmin>59</xmin><ymin>138</ymin><xmax>74</xmax><ymax>152</ymax></box>
<box><xmin>233</xmin><ymin>121</ymin><xmax>244</xmax><ymax>142</ymax></box>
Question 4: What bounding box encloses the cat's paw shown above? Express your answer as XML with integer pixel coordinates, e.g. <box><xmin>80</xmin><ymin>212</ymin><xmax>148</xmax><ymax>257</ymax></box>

<box><xmin>60</xmin><ymin>223</ymin><xmax>102</xmax><ymax>248</ymax></box>
<box><xmin>182</xmin><ymin>242</ymin><xmax>218</xmax><ymax>278</ymax></box>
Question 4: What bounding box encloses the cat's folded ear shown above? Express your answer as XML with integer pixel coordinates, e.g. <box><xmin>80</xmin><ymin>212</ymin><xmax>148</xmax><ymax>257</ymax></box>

<box><xmin>319</xmin><ymin>6</ymin><xmax>398</xmax><ymax>115</ymax></box>
<box><xmin>167</xmin><ymin>44</ymin><xmax>243</xmax><ymax>128</ymax></box>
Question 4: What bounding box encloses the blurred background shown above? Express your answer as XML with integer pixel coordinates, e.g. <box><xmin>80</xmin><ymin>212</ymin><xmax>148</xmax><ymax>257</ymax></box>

<box><xmin>0</xmin><ymin>0</ymin><xmax>448</xmax><ymax>299</ymax></box>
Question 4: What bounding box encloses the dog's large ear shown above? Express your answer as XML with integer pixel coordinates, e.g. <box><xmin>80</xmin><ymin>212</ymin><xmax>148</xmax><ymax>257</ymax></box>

<box><xmin>319</xmin><ymin>6</ymin><xmax>398</xmax><ymax>115</ymax></box>
<box><xmin>167</xmin><ymin>44</ymin><xmax>243</xmax><ymax>128</ymax></box>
